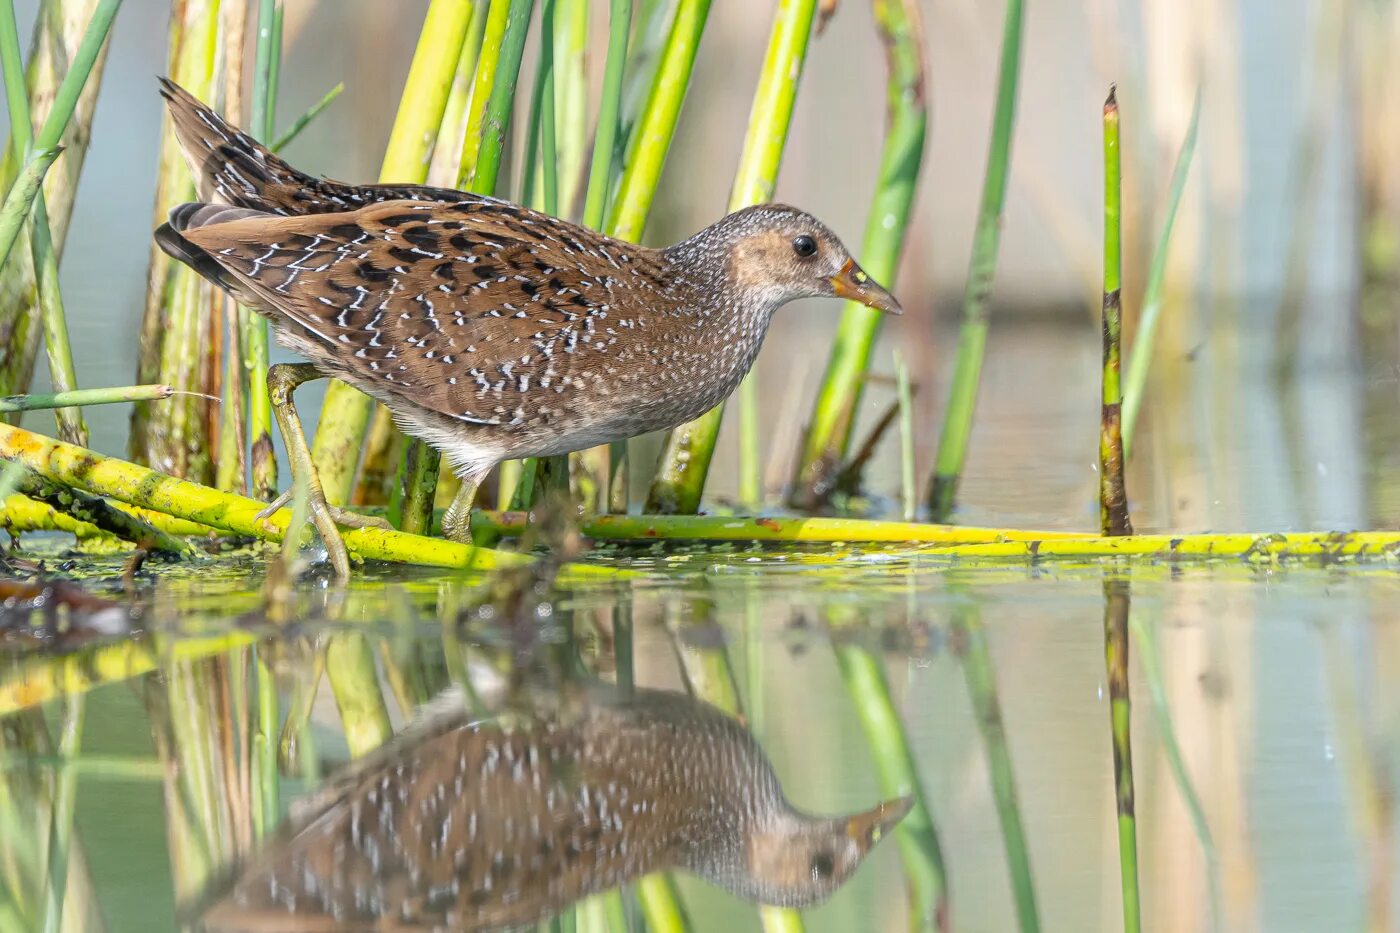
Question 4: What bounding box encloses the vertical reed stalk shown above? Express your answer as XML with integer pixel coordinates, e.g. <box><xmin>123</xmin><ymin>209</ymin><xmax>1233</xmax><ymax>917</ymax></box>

<box><xmin>1103</xmin><ymin>577</ymin><xmax>1140</xmax><ymax>933</ymax></box>
<box><xmin>606</xmin><ymin>0</ymin><xmax>710</xmax><ymax>243</ymax></box>
<box><xmin>790</xmin><ymin>0</ymin><xmax>926</xmax><ymax>511</ymax></box>
<box><xmin>39</xmin><ymin>696</ymin><xmax>82</xmax><ymax>933</ymax></box>
<box><xmin>573</xmin><ymin>0</ymin><xmax>632</xmax><ymax>511</ymax></box>
<box><xmin>311</xmin><ymin>0</ymin><xmax>478</xmax><ymax>508</ymax></box>
<box><xmin>0</xmin><ymin>0</ymin><xmax>114</xmax><ymax>401</ymax></box>
<box><xmin>400</xmin><ymin>0</ymin><xmax>534</xmax><ymax>533</ymax></box>
<box><xmin>553</xmin><ymin>0</ymin><xmax>588</xmax><ymax>216</ymax></box>
<box><xmin>243</xmin><ymin>0</ymin><xmax>282</xmax><ymax>500</ymax></box>
<box><xmin>1098</xmin><ymin>87</ymin><xmax>1131</xmax><ymax>537</ymax></box>
<box><xmin>832</xmin><ymin>639</ymin><xmax>948</xmax><ymax>930</ymax></box>
<box><xmin>426</xmin><ymin>0</ymin><xmax>488</xmax><ymax>186</ymax></box>
<box><xmin>895</xmin><ymin>350</ymin><xmax>915</xmax><ymax>520</ymax></box>
<box><xmin>0</xmin><ymin>0</ymin><xmax>121</xmax><ymax>445</ymax></box>
<box><xmin>926</xmin><ymin>0</ymin><xmax>1025</xmax><ymax>521</ymax></box>
<box><xmin>951</xmin><ymin>607</ymin><xmax>1039</xmax><ymax>933</ymax></box>
<box><xmin>1120</xmin><ymin>92</ymin><xmax>1199</xmax><ymax>460</ymax></box>
<box><xmin>132</xmin><ymin>0</ymin><xmax>225</xmax><ymax>480</ymax></box>
<box><xmin>1128</xmin><ymin>606</ymin><xmax>1220</xmax><ymax>929</ymax></box>
<box><xmin>643</xmin><ymin>0</ymin><xmax>814</xmax><ymax>514</ymax></box>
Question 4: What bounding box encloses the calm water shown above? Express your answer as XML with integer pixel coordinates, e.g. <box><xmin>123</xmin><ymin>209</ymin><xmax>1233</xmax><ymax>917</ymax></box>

<box><xmin>4</xmin><ymin>298</ymin><xmax>1400</xmax><ymax>933</ymax></box>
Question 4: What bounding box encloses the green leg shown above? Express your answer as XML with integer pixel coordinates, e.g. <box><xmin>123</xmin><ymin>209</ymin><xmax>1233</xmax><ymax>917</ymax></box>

<box><xmin>441</xmin><ymin>473</ymin><xmax>481</xmax><ymax>543</ymax></box>
<box><xmin>262</xmin><ymin>363</ymin><xmax>389</xmax><ymax>580</ymax></box>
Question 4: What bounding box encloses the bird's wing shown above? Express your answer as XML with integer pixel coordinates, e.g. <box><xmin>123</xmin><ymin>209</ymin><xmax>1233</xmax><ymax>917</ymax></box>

<box><xmin>179</xmin><ymin>198</ymin><xmax>665</xmax><ymax>427</ymax></box>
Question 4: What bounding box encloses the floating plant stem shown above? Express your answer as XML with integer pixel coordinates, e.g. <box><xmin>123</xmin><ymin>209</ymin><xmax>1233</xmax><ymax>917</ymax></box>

<box><xmin>927</xmin><ymin>0</ymin><xmax>1026</xmax><ymax>521</ymax></box>
<box><xmin>1103</xmin><ymin>578</ymin><xmax>1140</xmax><ymax>933</ymax></box>
<box><xmin>313</xmin><ymin>1</ymin><xmax>482</xmax><ymax>508</ymax></box>
<box><xmin>1098</xmin><ymin>87</ymin><xmax>1132</xmax><ymax>537</ymax></box>
<box><xmin>952</xmin><ymin>607</ymin><xmax>1039</xmax><ymax>933</ymax></box>
<box><xmin>1121</xmin><ymin>91</ymin><xmax>1200</xmax><ymax>460</ymax></box>
<box><xmin>791</xmin><ymin>0</ymin><xmax>926</xmax><ymax>511</ymax></box>
<box><xmin>0</xmin><ymin>420</ymin><xmax>528</xmax><ymax>571</ymax></box>
<box><xmin>644</xmin><ymin>0</ymin><xmax>815</xmax><ymax>514</ymax></box>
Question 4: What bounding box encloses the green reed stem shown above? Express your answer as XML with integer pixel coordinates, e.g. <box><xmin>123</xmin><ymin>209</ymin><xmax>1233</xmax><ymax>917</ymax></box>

<box><xmin>15</xmin><ymin>467</ymin><xmax>194</xmax><ymax>554</ymax></box>
<box><xmin>521</xmin><ymin>0</ymin><xmax>559</xmax><ymax>215</ymax></box>
<box><xmin>428</xmin><ymin>0</ymin><xmax>488</xmax><ymax>185</ymax></box>
<box><xmin>1128</xmin><ymin>607</ymin><xmax>1220</xmax><ymax>930</ymax></box>
<box><xmin>40</xmin><ymin>696</ymin><xmax>83</xmax><ymax>933</ymax></box>
<box><xmin>402</xmin><ymin>0</ymin><xmax>533</xmax><ymax>532</ymax></box>
<box><xmin>458</xmin><ymin>0</ymin><xmax>512</xmax><ymax>185</ymax></box>
<box><xmin>643</xmin><ymin>0</ymin><xmax>814</xmax><ymax>514</ymax></box>
<box><xmin>0</xmin><ymin>146</ymin><xmax>59</xmax><ymax>271</ymax></box>
<box><xmin>327</xmin><ymin>633</ymin><xmax>393</xmax><ymax>757</ymax></box>
<box><xmin>240</xmin><ymin>0</ymin><xmax>280</xmax><ymax>502</ymax></box>
<box><xmin>952</xmin><ymin>607</ymin><xmax>1039</xmax><ymax>933</ymax></box>
<box><xmin>789</xmin><ymin>0</ymin><xmax>926</xmax><ymax>510</ymax></box>
<box><xmin>313</xmin><ymin>1</ymin><xmax>478</xmax><ymax>508</ymax></box>
<box><xmin>553</xmin><ymin>0</ymin><xmax>588</xmax><ymax>216</ymax></box>
<box><xmin>254</xmin><ymin>650</ymin><xmax>279</xmax><ymax>837</ymax></box>
<box><xmin>832</xmin><ymin>639</ymin><xmax>948</xmax><ymax>930</ymax></box>
<box><xmin>1098</xmin><ymin>88</ymin><xmax>1131</xmax><ymax>537</ymax></box>
<box><xmin>215</xmin><ymin>309</ymin><xmax>244</xmax><ymax>492</ymax></box>
<box><xmin>582</xmin><ymin>0</ymin><xmax>630</xmax><ymax>231</ymax></box>
<box><xmin>0</xmin><ymin>0</ymin><xmax>121</xmax><ymax>445</ymax></box>
<box><xmin>270</xmin><ymin>82</ymin><xmax>343</xmax><ymax>153</ymax></box>
<box><xmin>0</xmin><ymin>419</ymin><xmax>528</xmax><ymax>571</ymax></box>
<box><xmin>1121</xmin><ymin>91</ymin><xmax>1199</xmax><ymax>460</ymax></box>
<box><xmin>1103</xmin><ymin>577</ymin><xmax>1140</xmax><ymax>933</ymax></box>
<box><xmin>927</xmin><ymin>0</ymin><xmax>1025</xmax><ymax>521</ymax></box>
<box><xmin>607</xmin><ymin>0</ymin><xmax>711</xmax><ymax>242</ymax></box>
<box><xmin>895</xmin><ymin>350</ymin><xmax>916</xmax><ymax>520</ymax></box>
<box><xmin>0</xmin><ymin>383</ymin><xmax>177</xmax><ymax>412</ymax></box>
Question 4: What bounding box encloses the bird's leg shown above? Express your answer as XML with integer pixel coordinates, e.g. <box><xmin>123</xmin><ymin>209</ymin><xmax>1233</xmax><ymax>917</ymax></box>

<box><xmin>441</xmin><ymin>473</ymin><xmax>481</xmax><ymax>544</ymax></box>
<box><xmin>260</xmin><ymin>363</ymin><xmax>387</xmax><ymax>580</ymax></box>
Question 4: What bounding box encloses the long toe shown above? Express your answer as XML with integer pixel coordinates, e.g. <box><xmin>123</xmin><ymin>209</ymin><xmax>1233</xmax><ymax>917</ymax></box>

<box><xmin>304</xmin><ymin>496</ymin><xmax>352</xmax><ymax>581</ymax></box>
<box><xmin>256</xmin><ymin>489</ymin><xmax>294</xmax><ymax>525</ymax></box>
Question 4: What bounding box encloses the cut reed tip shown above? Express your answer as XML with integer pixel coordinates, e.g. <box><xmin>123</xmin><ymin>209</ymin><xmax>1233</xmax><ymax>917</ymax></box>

<box><xmin>1105</xmin><ymin>84</ymin><xmax>1118</xmax><ymax>111</ymax></box>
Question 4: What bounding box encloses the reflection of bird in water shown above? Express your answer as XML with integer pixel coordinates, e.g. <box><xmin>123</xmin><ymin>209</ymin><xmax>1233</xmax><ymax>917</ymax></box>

<box><xmin>197</xmin><ymin>686</ymin><xmax>910</xmax><ymax>931</ymax></box>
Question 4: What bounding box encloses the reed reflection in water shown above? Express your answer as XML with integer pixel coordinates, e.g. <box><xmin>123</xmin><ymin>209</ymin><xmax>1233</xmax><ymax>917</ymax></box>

<box><xmin>195</xmin><ymin>684</ymin><xmax>910</xmax><ymax>931</ymax></box>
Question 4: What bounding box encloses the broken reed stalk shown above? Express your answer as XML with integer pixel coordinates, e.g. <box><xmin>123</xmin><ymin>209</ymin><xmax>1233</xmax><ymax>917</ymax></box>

<box><xmin>0</xmin><ymin>419</ymin><xmax>527</xmax><ymax>571</ymax></box>
<box><xmin>790</xmin><ymin>0</ymin><xmax>926</xmax><ymax>511</ymax></box>
<box><xmin>243</xmin><ymin>0</ymin><xmax>284</xmax><ymax>501</ymax></box>
<box><xmin>399</xmin><ymin>0</ymin><xmax>534</xmax><ymax>533</ymax></box>
<box><xmin>1102</xmin><ymin>577</ymin><xmax>1140</xmax><ymax>933</ymax></box>
<box><xmin>830</xmin><ymin>630</ymin><xmax>949</xmax><ymax>931</ymax></box>
<box><xmin>0</xmin><ymin>0</ymin><xmax>123</xmax><ymax>446</ymax></box>
<box><xmin>1120</xmin><ymin>91</ymin><xmax>1200</xmax><ymax>460</ymax></box>
<box><xmin>131</xmin><ymin>0</ymin><xmax>224</xmax><ymax>482</ymax></box>
<box><xmin>644</xmin><ymin>0</ymin><xmax>815</xmax><ymax>515</ymax></box>
<box><xmin>0</xmin><ymin>383</ymin><xmax>177</xmax><ymax>412</ymax></box>
<box><xmin>952</xmin><ymin>606</ymin><xmax>1040</xmax><ymax>933</ymax></box>
<box><xmin>927</xmin><ymin>0</ymin><xmax>1026</xmax><ymax>521</ymax></box>
<box><xmin>1098</xmin><ymin>87</ymin><xmax>1132</xmax><ymax>537</ymax></box>
<box><xmin>0</xmin><ymin>0</ymin><xmax>114</xmax><ymax>402</ymax></box>
<box><xmin>311</xmin><ymin>0</ymin><xmax>480</xmax><ymax>510</ymax></box>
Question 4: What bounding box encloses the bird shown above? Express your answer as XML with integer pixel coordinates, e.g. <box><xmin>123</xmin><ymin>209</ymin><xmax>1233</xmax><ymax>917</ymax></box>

<box><xmin>195</xmin><ymin>684</ymin><xmax>912</xmax><ymax>931</ymax></box>
<box><xmin>153</xmin><ymin>79</ymin><xmax>903</xmax><ymax>578</ymax></box>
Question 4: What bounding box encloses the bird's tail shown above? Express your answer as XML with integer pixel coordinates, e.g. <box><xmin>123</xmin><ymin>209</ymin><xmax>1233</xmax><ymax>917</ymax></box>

<box><xmin>154</xmin><ymin>201</ymin><xmax>270</xmax><ymax>303</ymax></box>
<box><xmin>158</xmin><ymin>76</ymin><xmax>320</xmax><ymax>216</ymax></box>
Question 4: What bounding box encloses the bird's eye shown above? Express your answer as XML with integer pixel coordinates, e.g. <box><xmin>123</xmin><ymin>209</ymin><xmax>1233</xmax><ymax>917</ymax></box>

<box><xmin>809</xmin><ymin>851</ymin><xmax>835</xmax><ymax>880</ymax></box>
<box><xmin>792</xmin><ymin>235</ymin><xmax>817</xmax><ymax>258</ymax></box>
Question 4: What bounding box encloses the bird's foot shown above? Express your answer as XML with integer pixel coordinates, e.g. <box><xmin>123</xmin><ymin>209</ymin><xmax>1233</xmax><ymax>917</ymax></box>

<box><xmin>256</xmin><ymin>491</ymin><xmax>391</xmax><ymax>532</ymax></box>
<box><xmin>441</xmin><ymin>476</ymin><xmax>480</xmax><ymax>544</ymax></box>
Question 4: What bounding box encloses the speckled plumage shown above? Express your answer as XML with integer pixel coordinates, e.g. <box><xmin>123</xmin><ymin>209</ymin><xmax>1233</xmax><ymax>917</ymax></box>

<box><xmin>153</xmin><ymin>80</ymin><xmax>900</xmax><ymax>547</ymax></box>
<box><xmin>196</xmin><ymin>687</ymin><xmax>910</xmax><ymax>932</ymax></box>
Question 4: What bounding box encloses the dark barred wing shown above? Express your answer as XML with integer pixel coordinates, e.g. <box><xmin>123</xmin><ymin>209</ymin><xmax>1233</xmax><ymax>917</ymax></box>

<box><xmin>159</xmin><ymin>77</ymin><xmax>476</xmax><ymax>216</ymax></box>
<box><xmin>178</xmin><ymin>198</ymin><xmax>658</xmax><ymax>430</ymax></box>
